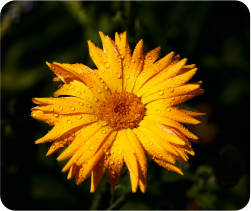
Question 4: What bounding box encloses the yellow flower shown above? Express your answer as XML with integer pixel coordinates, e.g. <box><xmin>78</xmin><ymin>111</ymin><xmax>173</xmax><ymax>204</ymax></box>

<box><xmin>31</xmin><ymin>31</ymin><xmax>205</xmax><ymax>193</ymax></box>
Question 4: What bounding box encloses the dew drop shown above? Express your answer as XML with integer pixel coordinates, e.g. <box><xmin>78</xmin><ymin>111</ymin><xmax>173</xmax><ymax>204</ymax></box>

<box><xmin>148</xmin><ymin>56</ymin><xmax>152</xmax><ymax>60</ymax></box>
<box><xmin>101</xmin><ymin>130</ymin><xmax>106</xmax><ymax>134</ymax></box>
<box><xmin>76</xmin><ymin>115</ymin><xmax>82</xmax><ymax>120</ymax></box>
<box><xmin>60</xmin><ymin>107</ymin><xmax>63</xmax><ymax>110</ymax></box>
<box><xmin>52</xmin><ymin>145</ymin><xmax>56</xmax><ymax>149</ymax></box>
<box><xmin>117</xmin><ymin>150</ymin><xmax>121</xmax><ymax>155</ymax></box>
<box><xmin>104</xmin><ymin>63</ymin><xmax>110</xmax><ymax>68</ymax></box>
<box><xmin>90</xmin><ymin>146</ymin><xmax>95</xmax><ymax>151</ymax></box>
<box><xmin>103</xmin><ymin>85</ymin><xmax>108</xmax><ymax>90</ymax></box>
<box><xmin>125</xmin><ymin>74</ymin><xmax>130</xmax><ymax>79</ymax></box>
<box><xmin>167</xmin><ymin>108</ymin><xmax>171</xmax><ymax>112</ymax></box>
<box><xmin>68</xmin><ymin>120</ymin><xmax>72</xmax><ymax>125</ymax></box>
<box><xmin>70</xmin><ymin>84</ymin><xmax>75</xmax><ymax>89</ymax></box>
<box><xmin>71</xmin><ymin>106</ymin><xmax>75</xmax><ymax>111</ymax></box>
<box><xmin>81</xmin><ymin>88</ymin><xmax>85</xmax><ymax>93</ymax></box>
<box><xmin>158</xmin><ymin>90</ymin><xmax>164</xmax><ymax>96</ymax></box>
<box><xmin>93</xmin><ymin>97</ymin><xmax>98</xmax><ymax>102</ymax></box>
<box><xmin>79</xmin><ymin>102</ymin><xmax>83</xmax><ymax>106</ymax></box>
<box><xmin>168</xmin><ymin>87</ymin><xmax>174</xmax><ymax>93</ymax></box>
<box><xmin>96</xmin><ymin>89</ymin><xmax>101</xmax><ymax>94</ymax></box>
<box><xmin>50</xmin><ymin>107</ymin><xmax>54</xmax><ymax>111</ymax></box>
<box><xmin>132</xmin><ymin>59</ymin><xmax>135</xmax><ymax>63</ymax></box>
<box><xmin>115</xmin><ymin>73</ymin><xmax>121</xmax><ymax>79</ymax></box>
<box><xmin>96</xmin><ymin>139</ymin><xmax>100</xmax><ymax>143</ymax></box>
<box><xmin>109</xmin><ymin>160</ymin><xmax>114</xmax><ymax>165</ymax></box>
<box><xmin>156</xmin><ymin>110</ymin><xmax>161</xmax><ymax>114</ymax></box>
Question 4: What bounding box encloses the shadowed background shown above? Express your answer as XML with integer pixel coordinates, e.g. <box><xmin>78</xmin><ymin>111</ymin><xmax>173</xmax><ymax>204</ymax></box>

<box><xmin>1</xmin><ymin>1</ymin><xmax>250</xmax><ymax>210</ymax></box>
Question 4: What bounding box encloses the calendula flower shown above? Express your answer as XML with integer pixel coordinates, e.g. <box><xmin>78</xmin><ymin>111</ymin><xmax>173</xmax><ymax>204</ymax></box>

<box><xmin>31</xmin><ymin>31</ymin><xmax>205</xmax><ymax>193</ymax></box>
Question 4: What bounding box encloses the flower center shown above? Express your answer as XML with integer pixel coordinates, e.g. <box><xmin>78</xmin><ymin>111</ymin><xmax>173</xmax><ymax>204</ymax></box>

<box><xmin>99</xmin><ymin>91</ymin><xmax>145</xmax><ymax>130</ymax></box>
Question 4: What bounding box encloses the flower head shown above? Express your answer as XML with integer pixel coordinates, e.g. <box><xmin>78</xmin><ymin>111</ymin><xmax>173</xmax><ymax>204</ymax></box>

<box><xmin>31</xmin><ymin>31</ymin><xmax>205</xmax><ymax>193</ymax></box>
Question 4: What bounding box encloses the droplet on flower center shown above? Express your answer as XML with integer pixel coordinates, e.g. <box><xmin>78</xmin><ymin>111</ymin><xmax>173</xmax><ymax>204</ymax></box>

<box><xmin>99</xmin><ymin>90</ymin><xmax>145</xmax><ymax>130</ymax></box>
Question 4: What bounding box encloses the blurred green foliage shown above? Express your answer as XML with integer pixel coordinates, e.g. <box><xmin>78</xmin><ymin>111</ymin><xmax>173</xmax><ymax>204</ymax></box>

<box><xmin>1</xmin><ymin>1</ymin><xmax>249</xmax><ymax>210</ymax></box>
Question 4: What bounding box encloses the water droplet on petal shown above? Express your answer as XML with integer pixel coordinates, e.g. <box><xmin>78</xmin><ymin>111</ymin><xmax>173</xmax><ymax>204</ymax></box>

<box><xmin>125</xmin><ymin>74</ymin><xmax>130</xmax><ymax>79</ymax></box>
<box><xmin>115</xmin><ymin>73</ymin><xmax>121</xmax><ymax>79</ymax></box>
<box><xmin>168</xmin><ymin>87</ymin><xmax>174</xmax><ymax>93</ymax></box>
<box><xmin>117</xmin><ymin>150</ymin><xmax>121</xmax><ymax>154</ymax></box>
<box><xmin>132</xmin><ymin>59</ymin><xmax>135</xmax><ymax>63</ymax></box>
<box><xmin>71</xmin><ymin>106</ymin><xmax>75</xmax><ymax>111</ymax></box>
<box><xmin>101</xmin><ymin>130</ymin><xmax>106</xmax><ymax>134</ymax></box>
<box><xmin>68</xmin><ymin>120</ymin><xmax>72</xmax><ymax>124</ymax></box>
<box><xmin>109</xmin><ymin>160</ymin><xmax>114</xmax><ymax>165</ymax></box>
<box><xmin>103</xmin><ymin>85</ymin><xmax>108</xmax><ymax>90</ymax></box>
<box><xmin>167</xmin><ymin>108</ymin><xmax>171</xmax><ymax>112</ymax></box>
<box><xmin>158</xmin><ymin>90</ymin><xmax>164</xmax><ymax>96</ymax></box>
<box><xmin>104</xmin><ymin>63</ymin><xmax>110</xmax><ymax>68</ymax></box>
<box><xmin>70</xmin><ymin>85</ymin><xmax>75</xmax><ymax>89</ymax></box>
<box><xmin>148</xmin><ymin>56</ymin><xmax>152</xmax><ymax>60</ymax></box>
<box><xmin>60</xmin><ymin>107</ymin><xmax>63</xmax><ymax>110</ymax></box>
<box><xmin>76</xmin><ymin>115</ymin><xmax>82</xmax><ymax>119</ymax></box>
<box><xmin>90</xmin><ymin>146</ymin><xmax>95</xmax><ymax>151</ymax></box>
<box><xmin>50</xmin><ymin>107</ymin><xmax>54</xmax><ymax>111</ymax></box>
<box><xmin>156</xmin><ymin>110</ymin><xmax>161</xmax><ymax>114</ymax></box>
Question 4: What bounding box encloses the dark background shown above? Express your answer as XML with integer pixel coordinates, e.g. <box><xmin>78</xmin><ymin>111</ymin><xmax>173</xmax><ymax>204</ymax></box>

<box><xmin>1</xmin><ymin>1</ymin><xmax>250</xmax><ymax>210</ymax></box>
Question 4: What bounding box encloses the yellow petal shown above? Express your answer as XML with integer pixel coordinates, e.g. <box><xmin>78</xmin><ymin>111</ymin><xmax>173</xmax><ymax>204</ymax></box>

<box><xmin>73</xmin><ymin>126</ymin><xmax>114</xmax><ymax>167</ymax></box>
<box><xmin>139</xmin><ymin>119</ymin><xmax>186</xmax><ymax>146</ymax></box>
<box><xmin>153</xmin><ymin>158</ymin><xmax>183</xmax><ymax>175</ymax></box>
<box><xmin>46</xmin><ymin>61</ymin><xmax>80</xmax><ymax>84</ymax></box>
<box><xmin>144</xmin><ymin>88</ymin><xmax>205</xmax><ymax>107</ymax></box>
<box><xmin>133</xmin><ymin>128</ymin><xmax>176</xmax><ymax>164</ymax></box>
<box><xmin>46</xmin><ymin>131</ymin><xmax>77</xmax><ymax>156</ymax></box>
<box><xmin>119</xmin><ymin>130</ymin><xmax>139</xmax><ymax>192</ymax></box>
<box><xmin>177</xmin><ymin>107</ymin><xmax>206</xmax><ymax>118</ymax></box>
<box><xmin>135</xmin><ymin>51</ymin><xmax>175</xmax><ymax>96</ymax></box>
<box><xmin>137</xmin><ymin>126</ymin><xmax>180</xmax><ymax>158</ymax></box>
<box><xmin>76</xmin><ymin>131</ymin><xmax>117</xmax><ymax>184</ymax></box>
<box><xmin>31</xmin><ymin>110</ymin><xmax>60</xmax><ymax>126</ymax></box>
<box><xmin>146</xmin><ymin>104</ymin><xmax>201</xmax><ymax>125</ymax></box>
<box><xmin>105</xmin><ymin>35</ymin><xmax>123</xmax><ymax>92</ymax></box>
<box><xmin>35</xmin><ymin>114</ymin><xmax>98</xmax><ymax>144</ymax></box>
<box><xmin>142</xmin><ymin>83</ymin><xmax>200</xmax><ymax>102</ymax></box>
<box><xmin>106</xmin><ymin>132</ymin><xmax>125</xmax><ymax>190</ymax></box>
<box><xmin>87</xmin><ymin>40</ymin><xmax>116</xmax><ymax>91</ymax></box>
<box><xmin>143</xmin><ymin>115</ymin><xmax>199</xmax><ymax>141</ymax></box>
<box><xmin>53</xmin><ymin>62</ymin><xmax>111</xmax><ymax>97</ymax></box>
<box><xmin>115</xmin><ymin>32</ymin><xmax>121</xmax><ymax>46</ymax></box>
<box><xmin>67</xmin><ymin>165</ymin><xmax>77</xmax><ymax>180</ymax></box>
<box><xmin>90</xmin><ymin>154</ymin><xmax>109</xmax><ymax>192</ymax></box>
<box><xmin>57</xmin><ymin>121</ymin><xmax>107</xmax><ymax>162</ymax></box>
<box><xmin>168</xmin><ymin>127</ymin><xmax>195</xmax><ymax>156</ymax></box>
<box><xmin>126</xmin><ymin>129</ymin><xmax>147</xmax><ymax>193</ymax></box>
<box><xmin>118</xmin><ymin>32</ymin><xmax>132</xmax><ymax>90</ymax></box>
<box><xmin>143</xmin><ymin>46</ymin><xmax>161</xmax><ymax>63</ymax></box>
<box><xmin>125</xmin><ymin>39</ymin><xmax>144</xmax><ymax>93</ymax></box>
<box><xmin>54</xmin><ymin>80</ymin><xmax>102</xmax><ymax>107</ymax></box>
<box><xmin>32</xmin><ymin>97</ymin><xmax>99</xmax><ymax>115</ymax></box>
